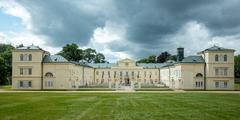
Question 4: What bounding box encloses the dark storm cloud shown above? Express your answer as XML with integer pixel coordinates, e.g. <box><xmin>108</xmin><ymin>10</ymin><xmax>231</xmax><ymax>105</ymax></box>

<box><xmin>16</xmin><ymin>0</ymin><xmax>240</xmax><ymax>58</ymax></box>
<box><xmin>18</xmin><ymin>0</ymin><xmax>107</xmax><ymax>46</ymax></box>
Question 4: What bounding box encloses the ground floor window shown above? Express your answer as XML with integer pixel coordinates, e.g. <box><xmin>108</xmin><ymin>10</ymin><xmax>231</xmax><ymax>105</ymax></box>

<box><xmin>215</xmin><ymin>81</ymin><xmax>228</xmax><ymax>88</ymax></box>
<box><xmin>19</xmin><ymin>80</ymin><xmax>32</xmax><ymax>88</ymax></box>
<box><xmin>45</xmin><ymin>80</ymin><xmax>53</xmax><ymax>87</ymax></box>
<box><xmin>195</xmin><ymin>81</ymin><xmax>203</xmax><ymax>88</ymax></box>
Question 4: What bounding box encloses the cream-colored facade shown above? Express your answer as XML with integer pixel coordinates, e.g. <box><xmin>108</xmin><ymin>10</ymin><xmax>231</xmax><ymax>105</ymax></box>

<box><xmin>12</xmin><ymin>45</ymin><xmax>235</xmax><ymax>90</ymax></box>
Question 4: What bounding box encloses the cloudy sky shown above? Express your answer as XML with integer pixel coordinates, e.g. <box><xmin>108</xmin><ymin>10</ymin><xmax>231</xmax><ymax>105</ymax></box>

<box><xmin>0</xmin><ymin>0</ymin><xmax>240</xmax><ymax>62</ymax></box>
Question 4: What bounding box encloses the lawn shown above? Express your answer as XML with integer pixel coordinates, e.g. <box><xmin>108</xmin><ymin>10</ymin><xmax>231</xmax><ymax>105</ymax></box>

<box><xmin>0</xmin><ymin>93</ymin><xmax>240</xmax><ymax>120</ymax></box>
<box><xmin>235</xmin><ymin>83</ymin><xmax>240</xmax><ymax>90</ymax></box>
<box><xmin>0</xmin><ymin>85</ymin><xmax>11</xmax><ymax>90</ymax></box>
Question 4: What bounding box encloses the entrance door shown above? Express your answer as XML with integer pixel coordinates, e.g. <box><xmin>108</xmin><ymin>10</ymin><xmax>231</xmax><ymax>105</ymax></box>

<box><xmin>125</xmin><ymin>78</ymin><xmax>130</xmax><ymax>86</ymax></box>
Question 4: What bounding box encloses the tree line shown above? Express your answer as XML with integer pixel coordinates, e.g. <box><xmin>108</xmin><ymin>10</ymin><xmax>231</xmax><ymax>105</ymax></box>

<box><xmin>137</xmin><ymin>51</ymin><xmax>176</xmax><ymax>63</ymax></box>
<box><xmin>57</xmin><ymin>43</ymin><xmax>107</xmax><ymax>63</ymax></box>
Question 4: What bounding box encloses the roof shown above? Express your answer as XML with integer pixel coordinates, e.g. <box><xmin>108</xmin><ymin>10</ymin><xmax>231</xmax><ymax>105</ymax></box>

<box><xmin>199</xmin><ymin>45</ymin><xmax>235</xmax><ymax>53</ymax></box>
<box><xmin>87</xmin><ymin>63</ymin><xmax>117</xmax><ymax>68</ymax></box>
<box><xmin>180</xmin><ymin>56</ymin><xmax>204</xmax><ymax>63</ymax></box>
<box><xmin>160</xmin><ymin>60</ymin><xmax>177</xmax><ymax>68</ymax></box>
<box><xmin>70</xmin><ymin>61</ymin><xmax>92</xmax><ymax>67</ymax></box>
<box><xmin>16</xmin><ymin>44</ymin><xmax>44</xmax><ymax>50</ymax></box>
<box><xmin>137</xmin><ymin>63</ymin><xmax>165</xmax><ymax>68</ymax></box>
<box><xmin>43</xmin><ymin>55</ymin><xmax>68</xmax><ymax>63</ymax></box>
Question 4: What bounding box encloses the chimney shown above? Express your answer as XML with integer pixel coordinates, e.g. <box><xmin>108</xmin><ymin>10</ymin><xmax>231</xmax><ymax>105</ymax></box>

<box><xmin>177</xmin><ymin>47</ymin><xmax>184</xmax><ymax>62</ymax></box>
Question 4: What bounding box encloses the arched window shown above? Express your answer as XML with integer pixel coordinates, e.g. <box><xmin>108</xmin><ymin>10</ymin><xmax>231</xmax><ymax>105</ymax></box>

<box><xmin>215</xmin><ymin>55</ymin><xmax>219</xmax><ymax>62</ymax></box>
<box><xmin>196</xmin><ymin>73</ymin><xmax>203</xmax><ymax>77</ymax></box>
<box><xmin>224</xmin><ymin>55</ymin><xmax>227</xmax><ymax>61</ymax></box>
<box><xmin>45</xmin><ymin>72</ymin><xmax>54</xmax><ymax>77</ymax></box>
<box><xmin>29</xmin><ymin>54</ymin><xmax>32</xmax><ymax>61</ymax></box>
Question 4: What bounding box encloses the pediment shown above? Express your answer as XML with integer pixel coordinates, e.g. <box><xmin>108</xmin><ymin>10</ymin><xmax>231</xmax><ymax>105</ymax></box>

<box><xmin>117</xmin><ymin>58</ymin><xmax>136</xmax><ymax>67</ymax></box>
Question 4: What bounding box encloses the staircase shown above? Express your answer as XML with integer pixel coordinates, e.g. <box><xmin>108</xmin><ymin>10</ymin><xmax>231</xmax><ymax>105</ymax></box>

<box><xmin>116</xmin><ymin>86</ymin><xmax>135</xmax><ymax>92</ymax></box>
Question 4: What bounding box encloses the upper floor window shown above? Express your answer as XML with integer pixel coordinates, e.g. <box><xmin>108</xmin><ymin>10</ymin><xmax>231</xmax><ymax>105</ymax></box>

<box><xmin>114</xmin><ymin>71</ymin><xmax>116</xmax><ymax>78</ymax></box>
<box><xmin>108</xmin><ymin>71</ymin><xmax>110</xmax><ymax>78</ymax></box>
<box><xmin>20</xmin><ymin>54</ymin><xmax>24</xmax><ymax>61</ymax></box>
<box><xmin>215</xmin><ymin>55</ymin><xmax>219</xmax><ymax>61</ymax></box>
<box><xmin>215</xmin><ymin>54</ymin><xmax>227</xmax><ymax>62</ymax></box>
<box><xmin>29</xmin><ymin>54</ymin><xmax>32</xmax><ymax>61</ymax></box>
<box><xmin>20</xmin><ymin>54</ymin><xmax>32</xmax><ymax>61</ymax></box>
<box><xmin>96</xmin><ymin>71</ymin><xmax>99</xmax><ymax>75</ymax></box>
<box><xmin>224</xmin><ymin>55</ymin><xmax>227</xmax><ymax>61</ymax></box>
<box><xmin>102</xmin><ymin>71</ymin><xmax>104</xmax><ymax>78</ymax></box>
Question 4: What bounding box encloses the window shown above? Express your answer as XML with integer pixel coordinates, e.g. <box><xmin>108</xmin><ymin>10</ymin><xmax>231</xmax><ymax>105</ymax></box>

<box><xmin>20</xmin><ymin>68</ymin><xmax>23</xmax><ymax>75</ymax></box>
<box><xmin>120</xmin><ymin>72</ymin><xmax>122</xmax><ymax>77</ymax></box>
<box><xmin>125</xmin><ymin>63</ymin><xmax>129</xmax><ymax>66</ymax></box>
<box><xmin>196</xmin><ymin>73</ymin><xmax>203</xmax><ymax>77</ymax></box>
<box><xmin>102</xmin><ymin>71</ymin><xmax>104</xmax><ymax>78</ymax></box>
<box><xmin>108</xmin><ymin>71</ymin><xmax>110</xmax><ymax>78</ymax></box>
<box><xmin>20</xmin><ymin>81</ymin><xmax>23</xmax><ymax>87</ymax></box>
<box><xmin>132</xmin><ymin>71</ymin><xmax>134</xmax><ymax>77</ymax></box>
<box><xmin>96</xmin><ymin>71</ymin><xmax>99</xmax><ymax>75</ymax></box>
<box><xmin>23</xmin><ymin>54</ymin><xmax>28</xmax><ymax>61</ymax></box>
<box><xmin>195</xmin><ymin>81</ymin><xmax>203</xmax><ymax>88</ymax></box>
<box><xmin>215</xmin><ymin>55</ymin><xmax>219</xmax><ymax>62</ymax></box>
<box><xmin>144</xmin><ymin>71</ymin><xmax>146</xmax><ymax>77</ymax></box>
<box><xmin>20</xmin><ymin>54</ymin><xmax>23</xmax><ymax>61</ymax></box>
<box><xmin>215</xmin><ymin>81</ymin><xmax>228</xmax><ymax>88</ymax></box>
<box><xmin>215</xmin><ymin>68</ymin><xmax>228</xmax><ymax>76</ymax></box>
<box><xmin>28</xmin><ymin>81</ymin><xmax>32</xmax><ymax>87</ymax></box>
<box><xmin>29</xmin><ymin>54</ymin><xmax>32</xmax><ymax>61</ymax></box>
<box><xmin>20</xmin><ymin>68</ymin><xmax>32</xmax><ymax>75</ymax></box>
<box><xmin>215</xmin><ymin>81</ymin><xmax>219</xmax><ymax>88</ymax></box>
<box><xmin>19</xmin><ymin>81</ymin><xmax>32</xmax><ymax>88</ymax></box>
<box><xmin>114</xmin><ymin>71</ymin><xmax>116</xmax><ymax>78</ymax></box>
<box><xmin>28</xmin><ymin>68</ymin><xmax>32</xmax><ymax>75</ymax></box>
<box><xmin>20</xmin><ymin>54</ymin><xmax>32</xmax><ymax>61</ymax></box>
<box><xmin>45</xmin><ymin>80</ymin><xmax>53</xmax><ymax>87</ymax></box>
<box><xmin>224</xmin><ymin>55</ymin><xmax>227</xmax><ymax>61</ymax></box>
<box><xmin>137</xmin><ymin>71</ymin><xmax>140</xmax><ymax>78</ymax></box>
<box><xmin>45</xmin><ymin>72</ymin><xmax>53</xmax><ymax>77</ymax></box>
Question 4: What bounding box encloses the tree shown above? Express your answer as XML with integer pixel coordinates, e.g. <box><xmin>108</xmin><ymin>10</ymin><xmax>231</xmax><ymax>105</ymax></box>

<box><xmin>83</xmin><ymin>48</ymin><xmax>97</xmax><ymax>63</ymax></box>
<box><xmin>16</xmin><ymin>44</ymin><xmax>24</xmax><ymax>48</ymax></box>
<box><xmin>167</xmin><ymin>55</ymin><xmax>177</xmax><ymax>61</ymax></box>
<box><xmin>58</xmin><ymin>43</ymin><xmax>83</xmax><ymax>61</ymax></box>
<box><xmin>57</xmin><ymin>43</ymin><xmax>106</xmax><ymax>63</ymax></box>
<box><xmin>137</xmin><ymin>55</ymin><xmax>156</xmax><ymax>63</ymax></box>
<box><xmin>94</xmin><ymin>53</ymin><xmax>105</xmax><ymax>63</ymax></box>
<box><xmin>0</xmin><ymin>44</ymin><xmax>14</xmax><ymax>85</ymax></box>
<box><xmin>148</xmin><ymin>55</ymin><xmax>156</xmax><ymax>63</ymax></box>
<box><xmin>157</xmin><ymin>51</ymin><xmax>171</xmax><ymax>63</ymax></box>
<box><xmin>137</xmin><ymin>58</ymin><xmax>149</xmax><ymax>63</ymax></box>
<box><xmin>235</xmin><ymin>55</ymin><xmax>240</xmax><ymax>78</ymax></box>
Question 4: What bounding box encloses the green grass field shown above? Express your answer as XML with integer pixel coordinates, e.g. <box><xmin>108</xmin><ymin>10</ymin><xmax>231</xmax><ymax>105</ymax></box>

<box><xmin>0</xmin><ymin>93</ymin><xmax>240</xmax><ymax>120</ymax></box>
<box><xmin>0</xmin><ymin>85</ymin><xmax>11</xmax><ymax>90</ymax></box>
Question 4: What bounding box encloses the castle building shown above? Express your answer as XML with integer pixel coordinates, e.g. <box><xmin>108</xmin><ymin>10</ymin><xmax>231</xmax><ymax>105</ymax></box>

<box><xmin>12</xmin><ymin>45</ymin><xmax>235</xmax><ymax>90</ymax></box>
